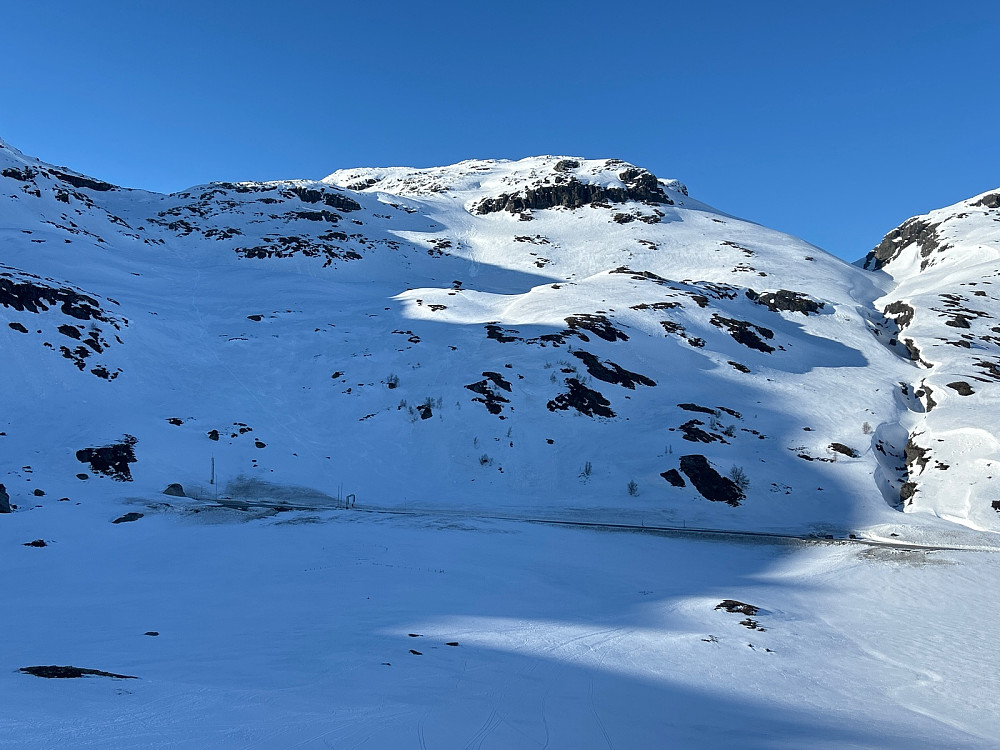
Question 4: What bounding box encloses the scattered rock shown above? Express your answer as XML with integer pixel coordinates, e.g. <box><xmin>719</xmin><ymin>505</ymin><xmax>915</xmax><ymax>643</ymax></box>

<box><xmin>144</xmin><ymin>632</ymin><xmax>159</xmax><ymax>637</ymax></box>
<box><xmin>112</xmin><ymin>512</ymin><xmax>144</xmax><ymax>524</ymax></box>
<box><xmin>163</xmin><ymin>483</ymin><xmax>185</xmax><ymax>497</ymax></box>
<box><xmin>23</xmin><ymin>539</ymin><xmax>47</xmax><ymax>547</ymax></box>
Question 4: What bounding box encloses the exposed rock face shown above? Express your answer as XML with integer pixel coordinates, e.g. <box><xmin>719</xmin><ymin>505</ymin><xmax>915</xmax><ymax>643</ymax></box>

<box><xmin>882</xmin><ymin>300</ymin><xmax>915</xmax><ymax>329</ymax></box>
<box><xmin>76</xmin><ymin>435</ymin><xmax>138</xmax><ymax>481</ymax></box>
<box><xmin>571</xmin><ymin>351</ymin><xmax>655</xmax><ymax>389</ymax></box>
<box><xmin>746</xmin><ymin>289</ymin><xmax>825</xmax><ymax>315</ymax></box>
<box><xmin>709</xmin><ymin>314</ymin><xmax>775</xmax><ymax>353</ymax></box>
<box><xmin>829</xmin><ymin>442</ymin><xmax>859</xmax><ymax>458</ymax></box>
<box><xmin>679</xmin><ymin>455</ymin><xmax>744</xmax><ymax>506</ymax></box>
<box><xmin>946</xmin><ymin>381</ymin><xmax>975</xmax><ymax>396</ymax></box>
<box><xmin>546</xmin><ymin>378</ymin><xmax>615</xmax><ymax>418</ymax></box>
<box><xmin>0</xmin><ymin>483</ymin><xmax>10</xmax><ymax>513</ymax></box>
<box><xmin>473</xmin><ymin>168</ymin><xmax>673</xmax><ymax>215</ymax></box>
<box><xmin>864</xmin><ymin>217</ymin><xmax>948</xmax><ymax>270</ymax></box>
<box><xmin>660</xmin><ymin>469</ymin><xmax>685</xmax><ymax>487</ymax></box>
<box><xmin>0</xmin><ymin>274</ymin><xmax>116</xmax><ymax>323</ymax></box>
<box><xmin>972</xmin><ymin>193</ymin><xmax>1000</xmax><ymax>209</ymax></box>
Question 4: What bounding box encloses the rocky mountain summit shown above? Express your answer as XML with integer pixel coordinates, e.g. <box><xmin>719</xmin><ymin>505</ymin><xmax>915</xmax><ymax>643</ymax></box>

<box><xmin>2</xmin><ymin>136</ymin><xmax>998</xmax><ymax>535</ymax></box>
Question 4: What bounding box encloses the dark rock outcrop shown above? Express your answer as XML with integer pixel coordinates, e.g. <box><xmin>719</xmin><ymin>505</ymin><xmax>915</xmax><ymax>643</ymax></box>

<box><xmin>0</xmin><ymin>483</ymin><xmax>10</xmax><ymax>513</ymax></box>
<box><xmin>710</xmin><ymin>315</ymin><xmax>775</xmax><ymax>353</ymax></box>
<box><xmin>660</xmin><ymin>469</ymin><xmax>685</xmax><ymax>487</ymax></box>
<box><xmin>20</xmin><ymin>665</ymin><xmax>136</xmax><ymax>679</ymax></box>
<box><xmin>76</xmin><ymin>435</ymin><xmax>138</xmax><ymax>481</ymax></box>
<box><xmin>973</xmin><ymin>193</ymin><xmax>1000</xmax><ymax>209</ymax></box>
<box><xmin>882</xmin><ymin>300</ymin><xmax>915</xmax><ymax>330</ymax></box>
<box><xmin>163</xmin><ymin>483</ymin><xmax>186</xmax><ymax>497</ymax></box>
<box><xmin>473</xmin><ymin>168</ymin><xmax>673</xmax><ymax>215</ymax></box>
<box><xmin>112</xmin><ymin>512</ymin><xmax>144</xmax><ymax>524</ymax></box>
<box><xmin>746</xmin><ymin>289</ymin><xmax>825</xmax><ymax>315</ymax></box>
<box><xmin>864</xmin><ymin>217</ymin><xmax>948</xmax><ymax>271</ymax></box>
<box><xmin>946</xmin><ymin>381</ymin><xmax>975</xmax><ymax>396</ymax></box>
<box><xmin>679</xmin><ymin>455</ymin><xmax>744</xmax><ymax>506</ymax></box>
<box><xmin>546</xmin><ymin>378</ymin><xmax>615</xmax><ymax>418</ymax></box>
<box><xmin>829</xmin><ymin>443</ymin><xmax>859</xmax><ymax>458</ymax></box>
<box><xmin>572</xmin><ymin>351</ymin><xmax>655</xmax><ymax>389</ymax></box>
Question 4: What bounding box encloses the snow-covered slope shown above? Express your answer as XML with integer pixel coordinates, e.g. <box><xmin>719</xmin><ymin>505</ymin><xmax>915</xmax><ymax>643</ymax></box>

<box><xmin>863</xmin><ymin>189</ymin><xmax>1000</xmax><ymax>531</ymax></box>
<box><xmin>1</xmin><ymin>137</ymin><xmax>997</xmax><ymax>536</ymax></box>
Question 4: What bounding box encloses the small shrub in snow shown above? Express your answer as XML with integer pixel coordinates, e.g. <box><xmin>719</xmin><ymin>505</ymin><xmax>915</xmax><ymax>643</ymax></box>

<box><xmin>627</xmin><ymin>480</ymin><xmax>639</xmax><ymax>496</ymax></box>
<box><xmin>479</xmin><ymin>453</ymin><xmax>493</xmax><ymax>466</ymax></box>
<box><xmin>580</xmin><ymin>461</ymin><xmax>593</xmax><ymax>478</ymax></box>
<box><xmin>862</xmin><ymin>421</ymin><xmax>873</xmax><ymax>435</ymax></box>
<box><xmin>386</xmin><ymin>373</ymin><xmax>399</xmax><ymax>389</ymax></box>
<box><xmin>728</xmin><ymin>465</ymin><xmax>750</xmax><ymax>492</ymax></box>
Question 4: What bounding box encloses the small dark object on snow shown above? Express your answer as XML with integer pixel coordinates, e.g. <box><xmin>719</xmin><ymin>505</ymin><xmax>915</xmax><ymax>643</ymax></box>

<box><xmin>445</xmin><ymin>642</ymin><xmax>460</xmax><ymax>647</ymax></box>
<box><xmin>20</xmin><ymin>665</ymin><xmax>137</xmax><ymax>679</ymax></box>
<box><xmin>32</xmin><ymin>488</ymin><xmax>45</xmax><ymax>497</ymax></box>
<box><xmin>163</xmin><ymin>483</ymin><xmax>185</xmax><ymax>497</ymax></box>
<box><xmin>24</xmin><ymin>539</ymin><xmax>47</xmax><ymax>547</ymax></box>
<box><xmin>829</xmin><ymin>442</ymin><xmax>859</xmax><ymax>458</ymax></box>
<box><xmin>409</xmin><ymin>649</ymin><xmax>422</xmax><ymax>656</ymax></box>
<box><xmin>144</xmin><ymin>631</ymin><xmax>159</xmax><ymax>636</ymax></box>
<box><xmin>112</xmin><ymin>512</ymin><xmax>143</xmax><ymax>524</ymax></box>
<box><xmin>715</xmin><ymin>600</ymin><xmax>759</xmax><ymax>616</ymax></box>
<box><xmin>408</xmin><ymin>633</ymin><xmax>422</xmax><ymax>637</ymax></box>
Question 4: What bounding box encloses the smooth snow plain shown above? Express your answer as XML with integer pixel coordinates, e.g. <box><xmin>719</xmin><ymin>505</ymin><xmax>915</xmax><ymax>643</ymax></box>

<box><xmin>3</xmin><ymin>492</ymin><xmax>998</xmax><ymax>749</ymax></box>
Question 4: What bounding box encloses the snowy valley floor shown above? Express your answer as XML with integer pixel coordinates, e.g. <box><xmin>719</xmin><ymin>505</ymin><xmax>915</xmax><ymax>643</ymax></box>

<box><xmin>3</xmin><ymin>497</ymin><xmax>999</xmax><ymax>749</ymax></box>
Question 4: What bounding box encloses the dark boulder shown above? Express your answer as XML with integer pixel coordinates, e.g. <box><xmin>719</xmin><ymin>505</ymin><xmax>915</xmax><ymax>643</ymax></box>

<box><xmin>660</xmin><ymin>469</ymin><xmax>685</xmax><ymax>487</ymax></box>
<box><xmin>946</xmin><ymin>381</ymin><xmax>975</xmax><ymax>396</ymax></box>
<box><xmin>679</xmin><ymin>455</ymin><xmax>744</xmax><ymax>507</ymax></box>
<box><xmin>163</xmin><ymin>483</ymin><xmax>186</xmax><ymax>497</ymax></box>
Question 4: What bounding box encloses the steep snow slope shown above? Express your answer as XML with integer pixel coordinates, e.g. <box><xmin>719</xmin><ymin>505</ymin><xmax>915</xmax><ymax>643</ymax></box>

<box><xmin>864</xmin><ymin>189</ymin><xmax>1000</xmax><ymax>530</ymax></box>
<box><xmin>0</xmin><ymin>138</ymin><xmax>994</xmax><ymax>536</ymax></box>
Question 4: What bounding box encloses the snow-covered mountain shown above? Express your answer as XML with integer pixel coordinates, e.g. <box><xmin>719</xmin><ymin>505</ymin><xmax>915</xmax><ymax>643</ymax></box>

<box><xmin>864</xmin><ymin>188</ymin><xmax>1000</xmax><ymax>531</ymax></box>
<box><xmin>2</xmin><ymin>136</ymin><xmax>998</xmax><ymax>536</ymax></box>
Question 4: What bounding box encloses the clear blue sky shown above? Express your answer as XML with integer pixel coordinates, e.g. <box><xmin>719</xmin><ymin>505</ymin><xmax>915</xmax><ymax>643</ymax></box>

<box><xmin>1</xmin><ymin>1</ymin><xmax>996</xmax><ymax>261</ymax></box>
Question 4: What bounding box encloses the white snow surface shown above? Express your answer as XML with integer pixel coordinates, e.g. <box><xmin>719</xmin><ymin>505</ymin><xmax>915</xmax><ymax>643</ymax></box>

<box><xmin>1</xmin><ymin>139</ymin><xmax>999</xmax><ymax>747</ymax></box>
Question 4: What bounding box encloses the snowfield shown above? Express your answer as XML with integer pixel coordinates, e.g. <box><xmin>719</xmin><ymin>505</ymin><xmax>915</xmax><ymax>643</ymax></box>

<box><xmin>3</xmin><ymin>497</ymin><xmax>999</xmax><ymax>749</ymax></box>
<box><xmin>1</xmin><ymin>137</ymin><xmax>999</xmax><ymax>747</ymax></box>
